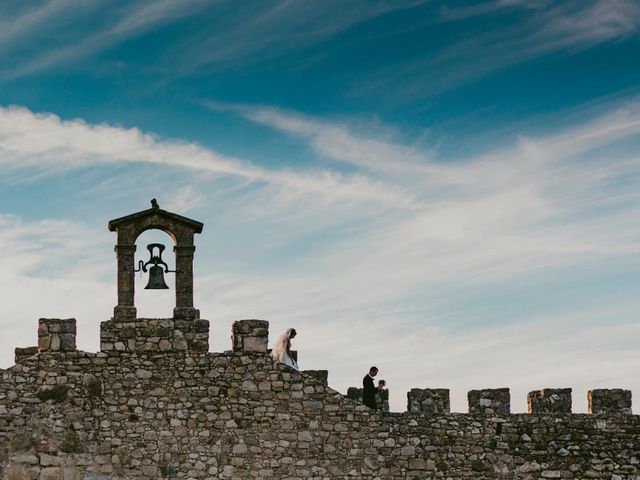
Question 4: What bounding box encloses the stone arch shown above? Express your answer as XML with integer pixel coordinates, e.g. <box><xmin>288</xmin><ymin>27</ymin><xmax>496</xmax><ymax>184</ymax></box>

<box><xmin>108</xmin><ymin>199</ymin><xmax>203</xmax><ymax>320</ymax></box>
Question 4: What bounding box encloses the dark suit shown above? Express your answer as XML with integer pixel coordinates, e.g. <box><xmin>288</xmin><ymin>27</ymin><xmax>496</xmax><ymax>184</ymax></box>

<box><xmin>362</xmin><ymin>374</ymin><xmax>377</xmax><ymax>409</ymax></box>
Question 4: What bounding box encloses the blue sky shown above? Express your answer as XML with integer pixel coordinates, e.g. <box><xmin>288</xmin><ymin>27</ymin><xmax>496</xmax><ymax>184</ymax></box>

<box><xmin>1</xmin><ymin>0</ymin><xmax>640</xmax><ymax>412</ymax></box>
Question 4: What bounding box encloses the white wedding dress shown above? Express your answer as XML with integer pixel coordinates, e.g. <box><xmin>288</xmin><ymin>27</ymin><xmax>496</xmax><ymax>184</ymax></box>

<box><xmin>279</xmin><ymin>351</ymin><xmax>299</xmax><ymax>370</ymax></box>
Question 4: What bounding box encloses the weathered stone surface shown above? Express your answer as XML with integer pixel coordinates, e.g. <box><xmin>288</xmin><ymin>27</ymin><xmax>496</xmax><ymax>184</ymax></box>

<box><xmin>38</xmin><ymin>318</ymin><xmax>76</xmax><ymax>353</ymax></box>
<box><xmin>303</xmin><ymin>369</ymin><xmax>328</xmax><ymax>385</ymax></box>
<box><xmin>100</xmin><ymin>318</ymin><xmax>209</xmax><ymax>353</ymax></box>
<box><xmin>14</xmin><ymin>346</ymin><xmax>38</xmax><ymax>364</ymax></box>
<box><xmin>407</xmin><ymin>388</ymin><xmax>450</xmax><ymax>414</ymax></box>
<box><xmin>528</xmin><ymin>388</ymin><xmax>572</xmax><ymax>414</ymax></box>
<box><xmin>232</xmin><ymin>320</ymin><xmax>269</xmax><ymax>353</ymax></box>
<box><xmin>468</xmin><ymin>388</ymin><xmax>510</xmax><ymax>415</ymax></box>
<box><xmin>0</xmin><ymin>319</ymin><xmax>637</xmax><ymax>479</ymax></box>
<box><xmin>589</xmin><ymin>388</ymin><xmax>632</xmax><ymax>415</ymax></box>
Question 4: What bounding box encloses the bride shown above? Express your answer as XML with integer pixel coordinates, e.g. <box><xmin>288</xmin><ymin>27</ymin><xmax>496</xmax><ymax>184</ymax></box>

<box><xmin>271</xmin><ymin>328</ymin><xmax>299</xmax><ymax>369</ymax></box>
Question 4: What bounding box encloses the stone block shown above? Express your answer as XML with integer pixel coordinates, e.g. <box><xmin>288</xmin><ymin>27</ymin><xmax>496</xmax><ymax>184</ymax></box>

<box><xmin>407</xmin><ymin>388</ymin><xmax>450</xmax><ymax>414</ymax></box>
<box><xmin>242</xmin><ymin>336</ymin><xmax>267</xmax><ymax>352</ymax></box>
<box><xmin>38</xmin><ymin>319</ymin><xmax>77</xmax><ymax>353</ymax></box>
<box><xmin>59</xmin><ymin>333</ymin><xmax>76</xmax><ymax>351</ymax></box>
<box><xmin>232</xmin><ymin>320</ymin><xmax>269</xmax><ymax>353</ymax></box>
<box><xmin>303</xmin><ymin>370</ymin><xmax>328</xmax><ymax>385</ymax></box>
<box><xmin>528</xmin><ymin>388</ymin><xmax>572</xmax><ymax>414</ymax></box>
<box><xmin>468</xmin><ymin>388</ymin><xmax>510</xmax><ymax>415</ymax></box>
<box><xmin>588</xmin><ymin>389</ymin><xmax>632</xmax><ymax>415</ymax></box>
<box><xmin>14</xmin><ymin>346</ymin><xmax>38</xmax><ymax>364</ymax></box>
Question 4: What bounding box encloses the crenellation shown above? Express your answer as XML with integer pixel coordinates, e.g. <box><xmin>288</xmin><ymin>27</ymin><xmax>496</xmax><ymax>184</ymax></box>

<box><xmin>468</xmin><ymin>388</ymin><xmax>510</xmax><ymax>415</ymax></box>
<box><xmin>407</xmin><ymin>388</ymin><xmax>450</xmax><ymax>414</ymax></box>
<box><xmin>38</xmin><ymin>318</ymin><xmax>76</xmax><ymax>353</ymax></box>
<box><xmin>588</xmin><ymin>388</ymin><xmax>632</xmax><ymax>415</ymax></box>
<box><xmin>231</xmin><ymin>319</ymin><xmax>269</xmax><ymax>353</ymax></box>
<box><xmin>346</xmin><ymin>387</ymin><xmax>390</xmax><ymax>412</ymax></box>
<box><xmin>528</xmin><ymin>388</ymin><xmax>572</xmax><ymax>414</ymax></box>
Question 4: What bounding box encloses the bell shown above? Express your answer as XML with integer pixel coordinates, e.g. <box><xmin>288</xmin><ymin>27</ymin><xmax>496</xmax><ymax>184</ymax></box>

<box><xmin>145</xmin><ymin>265</ymin><xmax>169</xmax><ymax>289</ymax></box>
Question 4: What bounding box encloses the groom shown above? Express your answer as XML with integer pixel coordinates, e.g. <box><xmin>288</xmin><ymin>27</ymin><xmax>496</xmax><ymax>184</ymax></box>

<box><xmin>362</xmin><ymin>366</ymin><xmax>379</xmax><ymax>410</ymax></box>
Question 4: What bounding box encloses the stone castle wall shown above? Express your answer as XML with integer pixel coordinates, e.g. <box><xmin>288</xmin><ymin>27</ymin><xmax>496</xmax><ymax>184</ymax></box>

<box><xmin>0</xmin><ymin>318</ymin><xmax>639</xmax><ymax>480</ymax></box>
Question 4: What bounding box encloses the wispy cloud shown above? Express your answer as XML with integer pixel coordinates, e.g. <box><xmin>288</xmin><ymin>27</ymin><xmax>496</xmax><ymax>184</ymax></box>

<box><xmin>208</xmin><ymin>101</ymin><xmax>435</xmax><ymax>176</ymax></box>
<box><xmin>0</xmin><ymin>105</ymin><xmax>417</xmax><ymax>212</ymax></box>
<box><xmin>357</xmin><ymin>0</ymin><xmax>640</xmax><ymax>101</ymax></box>
<box><xmin>0</xmin><ymin>0</ymin><xmax>209</xmax><ymax>79</ymax></box>
<box><xmin>0</xmin><ymin>0</ymin><xmax>425</xmax><ymax>80</ymax></box>
<box><xmin>171</xmin><ymin>0</ymin><xmax>425</xmax><ymax>73</ymax></box>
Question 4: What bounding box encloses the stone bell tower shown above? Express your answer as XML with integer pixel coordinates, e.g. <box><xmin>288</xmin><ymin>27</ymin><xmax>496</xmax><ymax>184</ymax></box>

<box><xmin>100</xmin><ymin>200</ymin><xmax>209</xmax><ymax>353</ymax></box>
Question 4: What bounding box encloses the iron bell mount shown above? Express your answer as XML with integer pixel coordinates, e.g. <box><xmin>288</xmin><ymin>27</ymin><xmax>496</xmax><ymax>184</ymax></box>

<box><xmin>134</xmin><ymin>243</ymin><xmax>175</xmax><ymax>290</ymax></box>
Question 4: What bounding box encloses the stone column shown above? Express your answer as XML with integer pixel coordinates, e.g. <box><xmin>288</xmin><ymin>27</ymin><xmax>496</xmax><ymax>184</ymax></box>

<box><xmin>588</xmin><ymin>389</ymin><xmax>632</xmax><ymax>415</ymax></box>
<box><xmin>114</xmin><ymin>244</ymin><xmax>136</xmax><ymax>320</ymax></box>
<box><xmin>173</xmin><ymin>245</ymin><xmax>199</xmax><ymax>319</ymax></box>
<box><xmin>232</xmin><ymin>320</ymin><xmax>269</xmax><ymax>353</ymax></box>
<box><xmin>407</xmin><ymin>388</ymin><xmax>450</xmax><ymax>414</ymax></box>
<box><xmin>38</xmin><ymin>318</ymin><xmax>76</xmax><ymax>352</ymax></box>
<box><xmin>528</xmin><ymin>388</ymin><xmax>572</xmax><ymax>414</ymax></box>
<box><xmin>468</xmin><ymin>388</ymin><xmax>510</xmax><ymax>415</ymax></box>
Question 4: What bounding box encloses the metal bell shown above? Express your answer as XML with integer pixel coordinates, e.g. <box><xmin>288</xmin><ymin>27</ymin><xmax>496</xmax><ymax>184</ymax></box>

<box><xmin>145</xmin><ymin>265</ymin><xmax>169</xmax><ymax>289</ymax></box>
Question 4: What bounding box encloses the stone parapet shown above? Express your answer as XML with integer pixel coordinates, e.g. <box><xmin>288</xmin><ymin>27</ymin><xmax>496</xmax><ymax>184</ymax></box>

<box><xmin>232</xmin><ymin>319</ymin><xmax>268</xmax><ymax>353</ymax></box>
<box><xmin>100</xmin><ymin>318</ymin><xmax>209</xmax><ymax>353</ymax></box>
<box><xmin>528</xmin><ymin>388</ymin><xmax>572</xmax><ymax>414</ymax></box>
<box><xmin>468</xmin><ymin>388</ymin><xmax>510</xmax><ymax>415</ymax></box>
<box><xmin>346</xmin><ymin>387</ymin><xmax>390</xmax><ymax>412</ymax></box>
<box><xmin>303</xmin><ymin>370</ymin><xmax>328</xmax><ymax>385</ymax></box>
<box><xmin>407</xmin><ymin>388</ymin><xmax>450</xmax><ymax>414</ymax></box>
<box><xmin>589</xmin><ymin>389</ymin><xmax>632</xmax><ymax>415</ymax></box>
<box><xmin>1</xmin><ymin>317</ymin><xmax>639</xmax><ymax>479</ymax></box>
<box><xmin>38</xmin><ymin>318</ymin><xmax>76</xmax><ymax>352</ymax></box>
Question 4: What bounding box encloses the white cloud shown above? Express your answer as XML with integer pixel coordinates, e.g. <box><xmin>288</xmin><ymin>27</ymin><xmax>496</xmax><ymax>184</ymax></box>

<box><xmin>0</xmin><ymin>105</ymin><xmax>414</xmax><ymax>210</ymax></box>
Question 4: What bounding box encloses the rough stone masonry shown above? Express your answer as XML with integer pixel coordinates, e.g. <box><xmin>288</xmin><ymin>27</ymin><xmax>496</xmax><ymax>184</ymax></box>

<box><xmin>0</xmin><ymin>317</ymin><xmax>638</xmax><ymax>480</ymax></box>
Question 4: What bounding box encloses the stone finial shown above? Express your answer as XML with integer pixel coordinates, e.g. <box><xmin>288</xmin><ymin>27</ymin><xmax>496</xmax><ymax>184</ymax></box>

<box><xmin>468</xmin><ymin>388</ymin><xmax>510</xmax><ymax>415</ymax></box>
<box><xmin>407</xmin><ymin>388</ymin><xmax>450</xmax><ymax>414</ymax></box>
<box><xmin>303</xmin><ymin>370</ymin><xmax>328</xmax><ymax>385</ymax></box>
<box><xmin>346</xmin><ymin>387</ymin><xmax>390</xmax><ymax>412</ymax></box>
<box><xmin>528</xmin><ymin>388</ymin><xmax>572</xmax><ymax>414</ymax></box>
<box><xmin>588</xmin><ymin>389</ymin><xmax>632</xmax><ymax>415</ymax></box>
<box><xmin>38</xmin><ymin>318</ymin><xmax>76</xmax><ymax>352</ymax></box>
<box><xmin>232</xmin><ymin>320</ymin><xmax>269</xmax><ymax>353</ymax></box>
<box><xmin>14</xmin><ymin>346</ymin><xmax>38</xmax><ymax>364</ymax></box>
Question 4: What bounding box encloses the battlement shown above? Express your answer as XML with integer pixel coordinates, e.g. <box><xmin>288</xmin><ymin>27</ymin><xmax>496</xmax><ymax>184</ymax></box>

<box><xmin>12</xmin><ymin>318</ymin><xmax>636</xmax><ymax>417</ymax></box>
<box><xmin>2</xmin><ymin>318</ymin><xmax>639</xmax><ymax>479</ymax></box>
